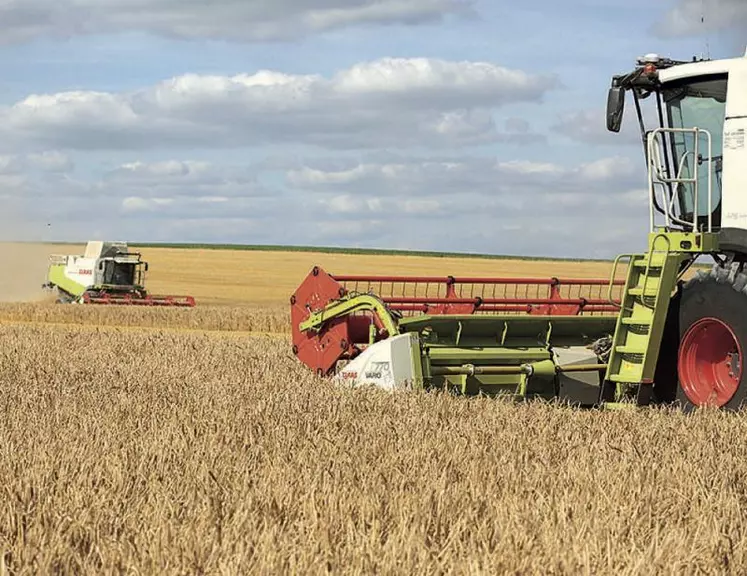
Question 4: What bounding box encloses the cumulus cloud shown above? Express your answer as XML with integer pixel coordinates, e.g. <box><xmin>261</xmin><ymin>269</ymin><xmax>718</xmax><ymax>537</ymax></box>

<box><xmin>0</xmin><ymin>0</ymin><xmax>475</xmax><ymax>45</ymax></box>
<box><xmin>0</xmin><ymin>58</ymin><xmax>557</xmax><ymax>153</ymax></box>
<box><xmin>0</xmin><ymin>152</ymin><xmax>74</xmax><ymax>178</ymax></box>
<box><xmin>26</xmin><ymin>151</ymin><xmax>74</xmax><ymax>173</ymax></box>
<box><xmin>658</xmin><ymin>0</ymin><xmax>747</xmax><ymax>37</ymax></box>
<box><xmin>281</xmin><ymin>153</ymin><xmax>650</xmax><ymax>258</ymax></box>
<box><xmin>0</xmin><ymin>156</ymin><xmax>23</xmax><ymax>174</ymax></box>
<box><xmin>286</xmin><ymin>154</ymin><xmax>642</xmax><ymax>201</ymax></box>
<box><xmin>121</xmin><ymin>196</ymin><xmax>174</xmax><ymax>212</ymax></box>
<box><xmin>103</xmin><ymin>160</ymin><xmax>264</xmax><ymax>198</ymax></box>
<box><xmin>551</xmin><ymin>108</ymin><xmax>643</xmax><ymax>147</ymax></box>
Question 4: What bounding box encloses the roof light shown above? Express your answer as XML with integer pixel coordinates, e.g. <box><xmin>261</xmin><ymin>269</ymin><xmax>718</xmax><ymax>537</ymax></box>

<box><xmin>637</xmin><ymin>53</ymin><xmax>661</xmax><ymax>66</ymax></box>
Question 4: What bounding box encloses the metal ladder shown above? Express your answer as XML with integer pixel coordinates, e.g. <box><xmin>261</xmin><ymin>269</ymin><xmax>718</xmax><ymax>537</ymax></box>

<box><xmin>602</xmin><ymin>233</ymin><xmax>686</xmax><ymax>404</ymax></box>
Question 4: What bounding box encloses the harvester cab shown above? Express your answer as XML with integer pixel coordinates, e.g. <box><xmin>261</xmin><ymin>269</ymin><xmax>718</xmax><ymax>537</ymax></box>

<box><xmin>90</xmin><ymin>241</ymin><xmax>146</xmax><ymax>290</ymax></box>
<box><xmin>43</xmin><ymin>241</ymin><xmax>195</xmax><ymax>307</ymax></box>
<box><xmin>289</xmin><ymin>50</ymin><xmax>747</xmax><ymax>411</ymax></box>
<box><xmin>607</xmin><ymin>52</ymin><xmax>745</xmax><ymax>243</ymax></box>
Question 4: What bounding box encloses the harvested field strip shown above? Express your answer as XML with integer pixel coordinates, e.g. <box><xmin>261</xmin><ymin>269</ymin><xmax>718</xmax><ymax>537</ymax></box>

<box><xmin>0</xmin><ymin>318</ymin><xmax>288</xmax><ymax>340</ymax></box>
<box><xmin>1</xmin><ymin>323</ymin><xmax>747</xmax><ymax>573</ymax></box>
<box><xmin>0</xmin><ymin>303</ymin><xmax>290</xmax><ymax>334</ymax></box>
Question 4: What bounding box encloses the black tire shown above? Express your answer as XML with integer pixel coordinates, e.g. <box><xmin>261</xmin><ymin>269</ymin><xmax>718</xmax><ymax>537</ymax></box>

<box><xmin>651</xmin><ymin>289</ymin><xmax>681</xmax><ymax>404</ymax></box>
<box><xmin>674</xmin><ymin>263</ymin><xmax>747</xmax><ymax>411</ymax></box>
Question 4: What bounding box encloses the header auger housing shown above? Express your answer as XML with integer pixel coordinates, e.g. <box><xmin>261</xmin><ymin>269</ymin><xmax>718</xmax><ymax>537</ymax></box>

<box><xmin>43</xmin><ymin>241</ymin><xmax>196</xmax><ymax>307</ymax></box>
<box><xmin>290</xmin><ymin>49</ymin><xmax>747</xmax><ymax>411</ymax></box>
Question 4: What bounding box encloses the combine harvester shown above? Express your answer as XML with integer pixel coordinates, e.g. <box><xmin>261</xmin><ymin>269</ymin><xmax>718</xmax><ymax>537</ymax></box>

<box><xmin>43</xmin><ymin>241</ymin><xmax>196</xmax><ymax>307</ymax></box>
<box><xmin>290</xmin><ymin>51</ymin><xmax>747</xmax><ymax>410</ymax></box>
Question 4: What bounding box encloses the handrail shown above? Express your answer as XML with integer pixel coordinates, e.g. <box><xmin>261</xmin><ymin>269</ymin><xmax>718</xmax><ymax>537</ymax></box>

<box><xmin>607</xmin><ymin>254</ymin><xmax>634</xmax><ymax>309</ymax></box>
<box><xmin>647</xmin><ymin>127</ymin><xmax>713</xmax><ymax>234</ymax></box>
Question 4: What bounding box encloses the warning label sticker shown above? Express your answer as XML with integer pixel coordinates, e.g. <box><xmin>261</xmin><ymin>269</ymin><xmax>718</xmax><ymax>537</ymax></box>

<box><xmin>725</xmin><ymin>128</ymin><xmax>745</xmax><ymax>150</ymax></box>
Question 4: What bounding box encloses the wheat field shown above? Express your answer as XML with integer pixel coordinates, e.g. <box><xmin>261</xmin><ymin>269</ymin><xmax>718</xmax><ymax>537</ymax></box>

<box><xmin>0</xmin><ymin>244</ymin><xmax>744</xmax><ymax>574</ymax></box>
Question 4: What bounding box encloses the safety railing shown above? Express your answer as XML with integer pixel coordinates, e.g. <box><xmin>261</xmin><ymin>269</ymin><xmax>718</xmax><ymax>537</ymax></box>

<box><xmin>647</xmin><ymin>127</ymin><xmax>713</xmax><ymax>233</ymax></box>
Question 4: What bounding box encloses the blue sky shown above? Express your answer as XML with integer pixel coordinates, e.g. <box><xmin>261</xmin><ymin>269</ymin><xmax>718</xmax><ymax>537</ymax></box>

<box><xmin>0</xmin><ymin>0</ymin><xmax>743</xmax><ymax>258</ymax></box>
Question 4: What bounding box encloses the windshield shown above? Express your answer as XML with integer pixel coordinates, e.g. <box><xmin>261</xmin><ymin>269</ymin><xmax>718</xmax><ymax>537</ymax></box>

<box><xmin>103</xmin><ymin>261</ymin><xmax>137</xmax><ymax>286</ymax></box>
<box><xmin>663</xmin><ymin>74</ymin><xmax>727</xmax><ymax>224</ymax></box>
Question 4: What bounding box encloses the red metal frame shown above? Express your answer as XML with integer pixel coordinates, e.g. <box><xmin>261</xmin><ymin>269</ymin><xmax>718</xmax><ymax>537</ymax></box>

<box><xmin>331</xmin><ymin>273</ymin><xmax>623</xmax><ymax>316</ymax></box>
<box><xmin>290</xmin><ymin>266</ymin><xmax>624</xmax><ymax>375</ymax></box>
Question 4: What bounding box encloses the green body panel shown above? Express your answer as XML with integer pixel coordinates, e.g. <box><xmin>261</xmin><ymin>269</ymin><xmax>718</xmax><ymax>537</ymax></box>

<box><xmin>433</xmin><ymin>359</ymin><xmax>559</xmax><ymax>397</ymax></box>
<box><xmin>402</xmin><ymin>315</ymin><xmax>615</xmax><ymax>398</ymax></box>
<box><xmin>399</xmin><ymin>315</ymin><xmax>617</xmax><ymax>347</ymax></box>
<box><xmin>300</xmin><ymin>294</ymin><xmax>399</xmax><ymax>338</ymax></box>
<box><xmin>47</xmin><ymin>263</ymin><xmax>89</xmax><ymax>298</ymax></box>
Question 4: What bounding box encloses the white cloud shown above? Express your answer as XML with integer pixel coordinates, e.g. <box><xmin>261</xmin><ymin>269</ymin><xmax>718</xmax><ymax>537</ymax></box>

<box><xmin>551</xmin><ymin>108</ymin><xmax>642</xmax><ymax>147</ymax></box>
<box><xmin>102</xmin><ymin>160</ymin><xmax>266</xmax><ymax>198</ymax></box>
<box><xmin>122</xmin><ymin>196</ymin><xmax>174</xmax><ymax>212</ymax></box>
<box><xmin>0</xmin><ymin>58</ymin><xmax>557</xmax><ymax>153</ymax></box>
<box><xmin>659</xmin><ymin>0</ymin><xmax>747</xmax><ymax>36</ymax></box>
<box><xmin>496</xmin><ymin>160</ymin><xmax>563</xmax><ymax>176</ymax></box>
<box><xmin>114</xmin><ymin>160</ymin><xmax>213</xmax><ymax>179</ymax></box>
<box><xmin>0</xmin><ymin>156</ymin><xmax>23</xmax><ymax>174</ymax></box>
<box><xmin>26</xmin><ymin>151</ymin><xmax>74</xmax><ymax>173</ymax></box>
<box><xmin>333</xmin><ymin>58</ymin><xmax>543</xmax><ymax>104</ymax></box>
<box><xmin>402</xmin><ymin>198</ymin><xmax>441</xmax><ymax>213</ymax></box>
<box><xmin>0</xmin><ymin>152</ymin><xmax>74</xmax><ymax>174</ymax></box>
<box><xmin>287</xmin><ymin>155</ymin><xmax>641</xmax><ymax>199</ymax></box>
<box><xmin>322</xmin><ymin>194</ymin><xmax>441</xmax><ymax>215</ymax></box>
<box><xmin>0</xmin><ymin>0</ymin><xmax>475</xmax><ymax>45</ymax></box>
<box><xmin>327</xmin><ymin>195</ymin><xmax>367</xmax><ymax>214</ymax></box>
<box><xmin>2</xmin><ymin>149</ymin><xmax>651</xmax><ymax>258</ymax></box>
<box><xmin>0</xmin><ymin>173</ymin><xmax>27</xmax><ymax>193</ymax></box>
<box><xmin>280</xmin><ymin>153</ymin><xmax>650</xmax><ymax>258</ymax></box>
<box><xmin>577</xmin><ymin>156</ymin><xmax>637</xmax><ymax>181</ymax></box>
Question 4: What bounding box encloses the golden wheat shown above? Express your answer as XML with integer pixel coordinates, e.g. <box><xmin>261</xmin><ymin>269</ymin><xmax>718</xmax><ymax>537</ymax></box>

<box><xmin>0</xmin><ymin>245</ymin><xmax>734</xmax><ymax>573</ymax></box>
<box><xmin>1</xmin><ymin>322</ymin><xmax>746</xmax><ymax>574</ymax></box>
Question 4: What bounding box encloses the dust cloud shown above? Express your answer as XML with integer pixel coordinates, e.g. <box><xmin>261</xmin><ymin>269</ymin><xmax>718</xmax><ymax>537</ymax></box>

<box><xmin>0</xmin><ymin>243</ymin><xmax>55</xmax><ymax>303</ymax></box>
<box><xmin>0</xmin><ymin>207</ymin><xmax>58</xmax><ymax>303</ymax></box>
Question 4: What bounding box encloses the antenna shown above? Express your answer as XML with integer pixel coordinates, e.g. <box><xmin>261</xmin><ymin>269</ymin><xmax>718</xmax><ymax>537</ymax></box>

<box><xmin>701</xmin><ymin>0</ymin><xmax>711</xmax><ymax>59</ymax></box>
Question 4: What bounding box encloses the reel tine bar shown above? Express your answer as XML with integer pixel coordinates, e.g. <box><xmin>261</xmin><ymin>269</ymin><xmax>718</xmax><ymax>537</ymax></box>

<box><xmin>331</xmin><ymin>274</ymin><xmax>624</xmax><ymax>316</ymax></box>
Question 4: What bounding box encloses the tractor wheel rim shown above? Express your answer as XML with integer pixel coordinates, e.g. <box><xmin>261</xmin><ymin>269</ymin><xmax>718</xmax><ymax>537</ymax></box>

<box><xmin>678</xmin><ymin>317</ymin><xmax>743</xmax><ymax>407</ymax></box>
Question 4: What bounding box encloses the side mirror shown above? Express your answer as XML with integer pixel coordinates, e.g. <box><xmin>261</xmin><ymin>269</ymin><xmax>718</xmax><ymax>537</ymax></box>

<box><xmin>606</xmin><ymin>86</ymin><xmax>625</xmax><ymax>133</ymax></box>
<box><xmin>144</xmin><ymin>263</ymin><xmax>149</xmax><ymax>272</ymax></box>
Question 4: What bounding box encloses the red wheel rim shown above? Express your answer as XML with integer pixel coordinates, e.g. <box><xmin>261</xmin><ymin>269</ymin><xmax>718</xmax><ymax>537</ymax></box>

<box><xmin>678</xmin><ymin>317</ymin><xmax>743</xmax><ymax>407</ymax></box>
